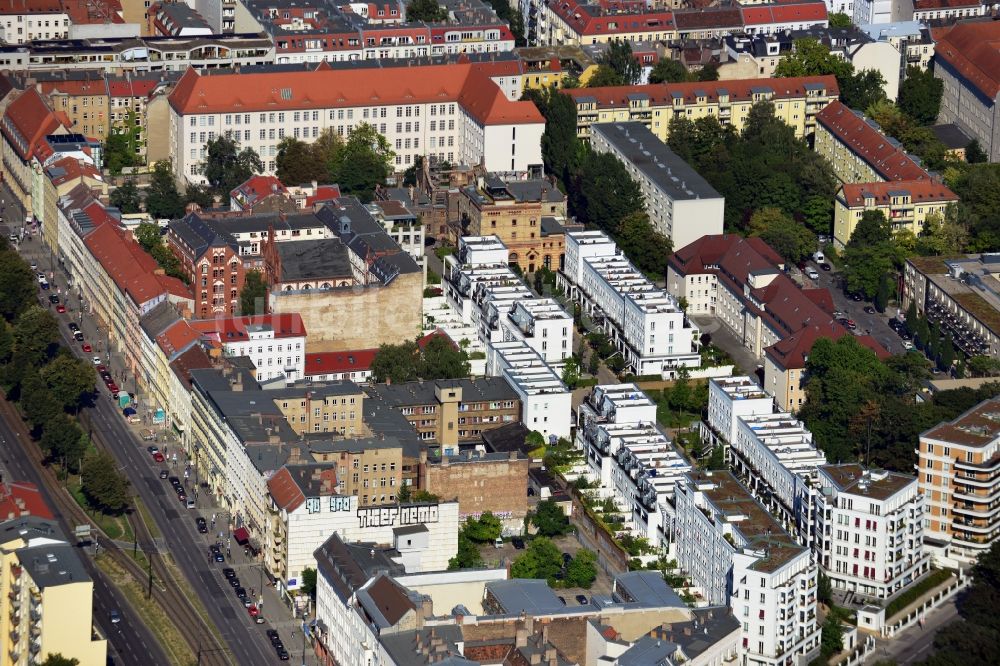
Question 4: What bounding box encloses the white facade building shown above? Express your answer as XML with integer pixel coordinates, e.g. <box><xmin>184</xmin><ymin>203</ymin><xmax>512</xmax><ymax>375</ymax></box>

<box><xmin>168</xmin><ymin>64</ymin><xmax>544</xmax><ymax>184</ymax></box>
<box><xmin>559</xmin><ymin>230</ymin><xmax>700</xmax><ymax>377</ymax></box>
<box><xmin>704</xmin><ymin>376</ymin><xmax>774</xmax><ymax>450</ymax></box>
<box><xmin>591</xmin><ymin>122</ymin><xmax>725</xmax><ymax>251</ymax></box>
<box><xmin>190</xmin><ymin>314</ymin><xmax>307</xmax><ymax>383</ymax></box>
<box><xmin>0</xmin><ymin>7</ymin><xmax>69</xmax><ymax>44</ymax></box>
<box><xmin>674</xmin><ymin>470</ymin><xmax>821</xmax><ymax>666</ymax></box>
<box><xmin>487</xmin><ymin>340</ymin><xmax>572</xmax><ymax>441</ymax></box>
<box><xmin>814</xmin><ymin>464</ymin><xmax>929</xmax><ymax>600</ymax></box>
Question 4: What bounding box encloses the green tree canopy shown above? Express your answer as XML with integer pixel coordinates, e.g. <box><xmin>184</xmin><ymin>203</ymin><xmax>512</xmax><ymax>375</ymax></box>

<box><xmin>597</xmin><ymin>40</ymin><xmax>641</xmax><ymax>85</ymax></box>
<box><xmin>586</xmin><ymin>66</ymin><xmax>626</xmax><ymax>88</ymax></box>
<box><xmin>569</xmin><ymin>149</ymin><xmax>644</xmax><ymax>232</ymax></box>
<box><xmin>648</xmin><ymin>59</ymin><xmax>690</xmax><ymax>84</ymax></box>
<box><xmin>239</xmin><ymin>270</ymin><xmax>267</xmax><ymax>316</ymax></box>
<box><xmin>300</xmin><ymin>567</ymin><xmax>317</xmax><ymax>600</ymax></box>
<box><xmin>531</xmin><ymin>500</ymin><xmax>570</xmax><ymax>537</ymax></box>
<box><xmin>524</xmin><ymin>86</ymin><xmax>579</xmax><ymax>180</ymax></box>
<box><xmin>510</xmin><ymin>536</ymin><xmax>563</xmax><ymax>583</ymax></box>
<box><xmin>615</xmin><ymin>211</ymin><xmax>672</xmax><ymax>279</ymax></box>
<box><xmin>775</xmin><ymin>38</ymin><xmax>885</xmax><ymax>111</ymax></box>
<box><xmin>370</xmin><ymin>340</ymin><xmax>420</xmax><ymax>383</ymax></box>
<box><xmin>748</xmin><ymin>207</ymin><xmax>817</xmax><ymax>264</ymax></box>
<box><xmin>448</xmin><ymin>530</ymin><xmax>484</xmax><ymax>570</ymax></box>
<box><xmin>20</xmin><ymin>369</ymin><xmax>61</xmax><ymax>430</ymax></box>
<box><xmin>109</xmin><ymin>179</ymin><xmax>141</xmax><ymax>214</ymax></box>
<box><xmin>103</xmin><ymin>131</ymin><xmax>137</xmax><ymax>176</ymax></box>
<box><xmin>40</xmin><ymin>655</ymin><xmax>79</xmax><ymax>666</ymax></box>
<box><xmin>419</xmin><ymin>335</ymin><xmax>472</xmax><ymax>380</ymax></box>
<box><xmin>898</xmin><ymin>66</ymin><xmax>944</xmax><ymax>125</ymax></box>
<box><xmin>565</xmin><ymin>549</ymin><xmax>597</xmax><ymax>588</ymax></box>
<box><xmin>81</xmin><ymin>450</ymin><xmax>130</xmax><ymax>514</ymax></box>
<box><xmin>144</xmin><ymin>161</ymin><xmax>184</xmax><ymax>219</ymax></box>
<box><xmin>275</xmin><ymin>131</ymin><xmax>344</xmax><ymax>186</ymax></box>
<box><xmin>828</xmin><ymin>12</ymin><xmax>852</xmax><ymax>27</ymax></box>
<box><xmin>200</xmin><ymin>135</ymin><xmax>264</xmax><ymax>196</ymax></box>
<box><xmin>406</xmin><ymin>0</ymin><xmax>448</xmax><ymax>21</ymax></box>
<box><xmin>463</xmin><ymin>512</ymin><xmax>502</xmax><ymax>543</ymax></box>
<box><xmin>329</xmin><ymin>124</ymin><xmax>395</xmax><ymax>202</ymax></box>
<box><xmin>965</xmin><ymin>139</ymin><xmax>988</xmax><ymax>164</ymax></box>
<box><xmin>0</xmin><ymin>247</ymin><xmax>39</xmax><ymax>322</ymax></box>
<box><xmin>13</xmin><ymin>306</ymin><xmax>60</xmax><ymax>369</ymax></box>
<box><xmin>40</xmin><ymin>415</ymin><xmax>85</xmax><ymax>470</ymax></box>
<box><xmin>41</xmin><ymin>354</ymin><xmax>94</xmax><ymax>412</ymax></box>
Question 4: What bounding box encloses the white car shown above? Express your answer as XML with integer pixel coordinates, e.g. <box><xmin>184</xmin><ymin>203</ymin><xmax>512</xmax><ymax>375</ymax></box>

<box><xmin>902</xmin><ymin>341</ymin><xmax>915</xmax><ymax>351</ymax></box>
<box><xmin>36</xmin><ymin>273</ymin><xmax>46</xmax><ymax>283</ymax></box>
<box><xmin>805</xmin><ymin>268</ymin><xmax>819</xmax><ymax>280</ymax></box>
<box><xmin>92</xmin><ymin>356</ymin><xmax>102</xmax><ymax>365</ymax></box>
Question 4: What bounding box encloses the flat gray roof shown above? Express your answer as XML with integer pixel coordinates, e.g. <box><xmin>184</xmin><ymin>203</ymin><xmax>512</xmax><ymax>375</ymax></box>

<box><xmin>591</xmin><ymin>122</ymin><xmax>722</xmax><ymax>202</ymax></box>
<box><xmin>486</xmin><ymin>579</ymin><xmax>565</xmax><ymax>615</ymax></box>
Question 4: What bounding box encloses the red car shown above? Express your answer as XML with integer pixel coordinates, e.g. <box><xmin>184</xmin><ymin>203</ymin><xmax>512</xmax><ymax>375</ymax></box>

<box><xmin>247</xmin><ymin>604</ymin><xmax>259</xmax><ymax>618</ymax></box>
<box><xmin>108</xmin><ymin>384</ymin><xmax>120</xmax><ymax>393</ymax></box>
<box><xmin>96</xmin><ymin>365</ymin><xmax>107</xmax><ymax>373</ymax></box>
<box><xmin>152</xmin><ymin>452</ymin><xmax>165</xmax><ymax>463</ymax></box>
<box><xmin>55</xmin><ymin>304</ymin><xmax>66</xmax><ymax>314</ymax></box>
<box><xmin>82</xmin><ymin>343</ymin><xmax>92</xmax><ymax>352</ymax></box>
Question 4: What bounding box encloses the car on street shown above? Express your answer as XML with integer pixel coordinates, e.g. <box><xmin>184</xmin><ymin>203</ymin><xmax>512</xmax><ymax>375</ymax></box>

<box><xmin>196</xmin><ymin>517</ymin><xmax>208</xmax><ymax>533</ymax></box>
<box><xmin>107</xmin><ymin>383</ymin><xmax>119</xmax><ymax>393</ymax></box>
<box><xmin>511</xmin><ymin>537</ymin><xmax>525</xmax><ymax>550</ymax></box>
<box><xmin>39</xmin><ymin>281</ymin><xmax>49</xmax><ymax>290</ymax></box>
<box><xmin>562</xmin><ymin>552</ymin><xmax>572</xmax><ymax>564</ymax></box>
<box><xmin>229</xmin><ymin>577</ymin><xmax>241</xmax><ymax>588</ymax></box>
<box><xmin>81</xmin><ymin>343</ymin><xmax>92</xmax><ymax>352</ymax></box>
<box><xmin>48</xmin><ymin>294</ymin><xmax>59</xmax><ymax>304</ymax></box>
<box><xmin>152</xmin><ymin>451</ymin><xmax>165</xmax><ymax>462</ymax></box>
<box><xmin>247</xmin><ymin>604</ymin><xmax>259</xmax><ymax>618</ymax></box>
<box><xmin>889</xmin><ymin>318</ymin><xmax>903</xmax><ymax>331</ymax></box>
<box><xmin>29</xmin><ymin>262</ymin><xmax>36</xmax><ymax>270</ymax></box>
<box><xmin>213</xmin><ymin>550</ymin><xmax>224</xmax><ymax>563</ymax></box>
<box><xmin>863</xmin><ymin>306</ymin><xmax>877</xmax><ymax>314</ymax></box>
<box><xmin>266</xmin><ymin>630</ymin><xmax>281</xmax><ymax>644</ymax></box>
<box><xmin>575</xmin><ymin>595</ymin><xmax>589</xmax><ymax>605</ymax></box>
<box><xmin>832</xmin><ymin>311</ymin><xmax>844</xmax><ymax>319</ymax></box>
<box><xmin>558</xmin><ymin>596</ymin><xmax>566</xmax><ymax>605</ymax></box>
<box><xmin>55</xmin><ymin>304</ymin><xmax>66</xmax><ymax>313</ymax></box>
<box><xmin>36</xmin><ymin>273</ymin><xmax>46</xmax><ymax>283</ymax></box>
<box><xmin>235</xmin><ymin>587</ymin><xmax>247</xmax><ymax>600</ymax></box>
<box><xmin>159</xmin><ymin>469</ymin><xmax>169</xmax><ymax>479</ymax></box>
<box><xmin>108</xmin><ymin>610</ymin><xmax>121</xmax><ymax>624</ymax></box>
<box><xmin>68</xmin><ymin>322</ymin><xmax>79</xmax><ymax>332</ymax></box>
<box><xmin>903</xmin><ymin>341</ymin><xmax>915</xmax><ymax>351</ymax></box>
<box><xmin>820</xmin><ymin>263</ymin><xmax>832</xmax><ymax>271</ymax></box>
<box><xmin>805</xmin><ymin>267</ymin><xmax>819</xmax><ymax>280</ymax></box>
<box><xmin>178</xmin><ymin>490</ymin><xmax>187</xmax><ymax>503</ymax></box>
<box><xmin>186</xmin><ymin>498</ymin><xmax>196</xmax><ymax>509</ymax></box>
<box><xmin>276</xmin><ymin>648</ymin><xmax>289</xmax><ymax>661</ymax></box>
<box><xmin>92</xmin><ymin>356</ymin><xmax>101</xmax><ymax>364</ymax></box>
<box><xmin>223</xmin><ymin>568</ymin><xmax>236</xmax><ymax>580</ymax></box>
<box><xmin>147</xmin><ymin>445</ymin><xmax>159</xmax><ymax>455</ymax></box>
<box><xmin>850</xmin><ymin>293</ymin><xmax>863</xmax><ymax>301</ymax></box>
<box><xmin>73</xmin><ymin>331</ymin><xmax>84</xmax><ymax>341</ymax></box>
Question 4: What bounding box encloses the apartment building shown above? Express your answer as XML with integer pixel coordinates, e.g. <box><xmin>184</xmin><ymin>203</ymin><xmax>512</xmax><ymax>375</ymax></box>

<box><xmin>514</xmin><ymin>45</ymin><xmax>599</xmax><ymax>89</ymax></box>
<box><xmin>934</xmin><ymin>20</ymin><xmax>1000</xmax><ymax>162</ymax></box>
<box><xmin>107</xmin><ymin>73</ymin><xmax>169</xmax><ymax>164</ymax></box>
<box><xmin>189</xmin><ymin>313</ymin><xmax>307</xmax><ymax>383</ymax></box>
<box><xmin>0</xmin><ymin>33</ymin><xmax>275</xmax><ymax>73</ymax></box>
<box><xmin>814</xmin><ymin>464</ymin><xmax>929</xmax><ymax>600</ymax></box>
<box><xmin>903</xmin><ymin>254</ymin><xmax>1000</xmax><ymax>360</ymax></box>
<box><xmin>365</xmin><ymin>378</ymin><xmax>521</xmax><ymax>449</ymax></box>
<box><xmin>167</xmin><ymin>64</ymin><xmax>544</xmax><ymax>184</ymax></box>
<box><xmin>575</xmin><ymin>384</ymin><xmax>691</xmax><ymax>544</ymax></box>
<box><xmin>703</xmin><ymin>376</ymin><xmax>774</xmax><ymax>450</ymax></box>
<box><xmin>146</xmin><ymin>1</ymin><xmax>212</xmax><ymax>37</ymax></box>
<box><xmin>34</xmin><ymin>71</ymin><xmax>109</xmax><ymax>140</ymax></box>
<box><xmin>591</xmin><ymin>122</ymin><xmax>724</xmax><ymax>250</ymax></box>
<box><xmin>0</xmin><ymin>87</ymin><xmax>71</xmax><ymax>212</ymax></box>
<box><xmin>563</xmin><ymin>75</ymin><xmax>839</xmax><ymax>142</ymax></box>
<box><xmin>166</xmin><ymin>213</ymin><xmax>248</xmax><ymax>318</ymax></box>
<box><xmin>458</xmin><ymin>174</ymin><xmax>569</xmax><ymax>273</ymax></box>
<box><xmin>674</xmin><ymin>471</ymin><xmax>820</xmax><ymax>666</ymax></box>
<box><xmin>833</xmin><ymin>180</ymin><xmax>958</xmax><ymax>248</ymax></box>
<box><xmin>918</xmin><ymin>397</ymin><xmax>1000</xmax><ymax>564</ymax></box>
<box><xmin>815</xmin><ymin>100</ymin><xmax>932</xmax><ymax>184</ymax></box>
<box><xmin>0</xmin><ymin>516</ymin><xmax>107</xmax><ymax>666</ymax></box>
<box><xmin>912</xmin><ymin>0</ymin><xmax>989</xmax><ymax>22</ymax></box>
<box><xmin>40</xmin><ymin>155</ymin><xmax>105</xmax><ymax>254</ymax></box>
<box><xmin>304</xmin><ymin>349</ymin><xmax>377</xmax><ymax>384</ymax></box>
<box><xmin>559</xmin><ymin>230</ymin><xmax>700</xmax><ymax>377</ymax></box>
<box><xmin>0</xmin><ymin>0</ymin><xmax>69</xmax><ymax>44</ymax></box>
<box><xmin>487</xmin><ymin>340</ymin><xmax>573</xmax><ymax>442</ymax></box>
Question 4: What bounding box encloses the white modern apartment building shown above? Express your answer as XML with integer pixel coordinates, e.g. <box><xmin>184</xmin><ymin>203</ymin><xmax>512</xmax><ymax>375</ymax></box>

<box><xmin>674</xmin><ymin>470</ymin><xmax>820</xmax><ymax>666</ymax></box>
<box><xmin>731</xmin><ymin>412</ymin><xmax>828</xmax><ymax>542</ymax></box>
<box><xmin>168</xmin><ymin>64</ymin><xmax>544</xmax><ymax>183</ymax></box>
<box><xmin>576</xmin><ymin>384</ymin><xmax>691</xmax><ymax>545</ymax></box>
<box><xmin>0</xmin><ymin>3</ymin><xmax>69</xmax><ymax>45</ymax></box>
<box><xmin>486</xmin><ymin>340</ymin><xmax>571</xmax><ymax>441</ymax></box>
<box><xmin>591</xmin><ymin>122</ymin><xmax>725</xmax><ymax>251</ymax></box>
<box><xmin>559</xmin><ymin>230</ymin><xmax>700</xmax><ymax>377</ymax></box>
<box><xmin>500</xmin><ymin>298</ymin><xmax>572</xmax><ymax>366</ymax></box>
<box><xmin>190</xmin><ymin>313</ymin><xmax>307</xmax><ymax>383</ymax></box>
<box><xmin>704</xmin><ymin>376</ymin><xmax>774</xmax><ymax>451</ymax></box>
<box><xmin>814</xmin><ymin>464</ymin><xmax>928</xmax><ymax>600</ymax></box>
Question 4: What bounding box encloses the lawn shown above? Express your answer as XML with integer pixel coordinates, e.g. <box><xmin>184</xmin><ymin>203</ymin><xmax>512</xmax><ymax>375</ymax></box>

<box><xmin>69</xmin><ymin>477</ymin><xmax>134</xmax><ymax>543</ymax></box>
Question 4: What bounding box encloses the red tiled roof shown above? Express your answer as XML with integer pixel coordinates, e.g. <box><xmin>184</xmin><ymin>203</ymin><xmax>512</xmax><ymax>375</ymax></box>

<box><xmin>817</xmin><ymin>100</ymin><xmax>930</xmax><ymax>182</ymax></box>
<box><xmin>304</xmin><ymin>184</ymin><xmax>341</xmax><ymax>207</ymax></box>
<box><xmin>267</xmin><ymin>467</ymin><xmax>306</xmax><ymax>513</ymax></box>
<box><xmin>913</xmin><ymin>0</ymin><xmax>981</xmax><ymax>9</ymax></box>
<box><xmin>45</xmin><ymin>156</ymin><xmax>103</xmax><ymax>187</ymax></box>
<box><xmin>169</xmin><ymin>344</ymin><xmax>213</xmax><ymax>389</ymax></box>
<box><xmin>934</xmin><ymin>21</ymin><xmax>1000</xmax><ymax>100</ymax></box>
<box><xmin>156</xmin><ymin>319</ymin><xmax>201</xmax><ymax>359</ymax></box>
<box><xmin>106</xmin><ymin>77</ymin><xmax>161</xmax><ymax>99</ymax></box>
<box><xmin>231</xmin><ymin>175</ymin><xmax>287</xmax><ymax>206</ymax></box>
<box><xmin>60</xmin><ymin>0</ymin><xmax>124</xmax><ymax>24</ymax></box>
<box><xmin>741</xmin><ymin>1</ymin><xmax>827</xmax><ymax>25</ymax></box>
<box><xmin>417</xmin><ymin>328</ymin><xmax>455</xmax><ymax>351</ymax></box>
<box><xmin>1</xmin><ymin>88</ymin><xmax>68</xmax><ymax>161</ymax></box>
<box><xmin>563</xmin><ymin>75</ymin><xmax>839</xmax><ymax>109</ymax></box>
<box><xmin>190</xmin><ymin>313</ymin><xmax>307</xmax><ymax>342</ymax></box>
<box><xmin>765</xmin><ymin>321</ymin><xmax>847</xmax><ymax>369</ymax></box>
<box><xmin>169</xmin><ymin>65</ymin><xmax>544</xmax><ymax>126</ymax></box>
<box><xmin>156</xmin><ymin>273</ymin><xmax>193</xmax><ymax>300</ymax></box>
<box><xmin>801</xmin><ymin>288</ymin><xmax>834</xmax><ymax>314</ymax></box>
<box><xmin>37</xmin><ymin>78</ymin><xmax>108</xmax><ymax>98</ymax></box>
<box><xmin>0</xmin><ymin>482</ymin><xmax>54</xmax><ymax>520</ymax></box>
<box><xmin>305</xmin><ymin>348</ymin><xmax>377</xmax><ymax>376</ymax></box>
<box><xmin>0</xmin><ymin>0</ymin><xmax>63</xmax><ymax>14</ymax></box>
<box><xmin>83</xmin><ymin>223</ymin><xmax>165</xmax><ymax>307</ymax></box>
<box><xmin>839</xmin><ymin>180</ymin><xmax>958</xmax><ymax>208</ymax></box>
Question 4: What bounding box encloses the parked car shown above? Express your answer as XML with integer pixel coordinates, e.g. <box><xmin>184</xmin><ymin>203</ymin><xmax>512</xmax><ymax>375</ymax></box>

<box><xmin>511</xmin><ymin>537</ymin><xmax>525</xmax><ymax>550</ymax></box>
<box><xmin>152</xmin><ymin>452</ymin><xmax>165</xmax><ymax>463</ymax></box>
<box><xmin>276</xmin><ymin>648</ymin><xmax>289</xmax><ymax>661</ymax></box>
<box><xmin>235</xmin><ymin>587</ymin><xmax>246</xmax><ymax>600</ymax></box>
<box><xmin>229</xmin><ymin>577</ymin><xmax>241</xmax><ymax>588</ymax></box>
<box><xmin>73</xmin><ymin>331</ymin><xmax>84</xmax><ymax>341</ymax></box>
<box><xmin>81</xmin><ymin>343</ymin><xmax>92</xmax><ymax>352</ymax></box>
<box><xmin>92</xmin><ymin>356</ymin><xmax>101</xmax><ymax>365</ymax></box>
<box><xmin>55</xmin><ymin>304</ymin><xmax>66</xmax><ymax>313</ymax></box>
<box><xmin>147</xmin><ymin>446</ymin><xmax>159</xmax><ymax>455</ymax></box>
<box><xmin>48</xmin><ymin>294</ymin><xmax>59</xmax><ymax>304</ymax></box>
<box><xmin>223</xmin><ymin>568</ymin><xmax>236</xmax><ymax>580</ymax></box>
<box><xmin>863</xmin><ymin>306</ymin><xmax>876</xmax><ymax>314</ymax></box>
<box><xmin>140</xmin><ymin>429</ymin><xmax>155</xmax><ymax>441</ymax></box>
<box><xmin>36</xmin><ymin>273</ymin><xmax>46</xmax><ymax>283</ymax></box>
<box><xmin>68</xmin><ymin>322</ymin><xmax>79</xmax><ymax>332</ymax></box>
<box><xmin>819</xmin><ymin>263</ymin><xmax>832</xmax><ymax>271</ymax></box>
<box><xmin>158</xmin><ymin>469</ymin><xmax>169</xmax><ymax>479</ymax></box>
<box><xmin>903</xmin><ymin>341</ymin><xmax>915</xmax><ymax>351</ymax></box>
<box><xmin>266</xmin><ymin>630</ymin><xmax>281</xmax><ymax>646</ymax></box>
<box><xmin>805</xmin><ymin>267</ymin><xmax>819</xmax><ymax>280</ymax></box>
<box><xmin>186</xmin><ymin>498</ymin><xmax>196</xmax><ymax>509</ymax></box>
<box><xmin>575</xmin><ymin>595</ymin><xmax>589</xmax><ymax>605</ymax></box>
<box><xmin>196</xmin><ymin>517</ymin><xmax>208</xmax><ymax>533</ymax></box>
<box><xmin>247</xmin><ymin>604</ymin><xmax>260</xmax><ymax>618</ymax></box>
<box><xmin>39</xmin><ymin>281</ymin><xmax>49</xmax><ymax>290</ymax></box>
<box><xmin>108</xmin><ymin>610</ymin><xmax>121</xmax><ymax>624</ymax></box>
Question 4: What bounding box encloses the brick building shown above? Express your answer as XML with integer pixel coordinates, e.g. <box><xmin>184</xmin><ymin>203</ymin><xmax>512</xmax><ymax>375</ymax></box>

<box><xmin>166</xmin><ymin>213</ymin><xmax>246</xmax><ymax>318</ymax></box>
<box><xmin>419</xmin><ymin>449</ymin><xmax>529</xmax><ymax>531</ymax></box>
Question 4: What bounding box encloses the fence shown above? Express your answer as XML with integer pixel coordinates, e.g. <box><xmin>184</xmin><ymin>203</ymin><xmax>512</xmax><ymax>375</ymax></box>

<box><xmin>569</xmin><ymin>494</ymin><xmax>630</xmax><ymax>577</ymax></box>
<box><xmin>881</xmin><ymin>569</ymin><xmax>969</xmax><ymax>638</ymax></box>
<box><xmin>836</xmin><ymin>635</ymin><xmax>875</xmax><ymax>666</ymax></box>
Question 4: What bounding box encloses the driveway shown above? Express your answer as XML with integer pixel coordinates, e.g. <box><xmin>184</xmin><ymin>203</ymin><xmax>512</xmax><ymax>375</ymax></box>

<box><xmin>690</xmin><ymin>316</ymin><xmax>760</xmax><ymax>376</ymax></box>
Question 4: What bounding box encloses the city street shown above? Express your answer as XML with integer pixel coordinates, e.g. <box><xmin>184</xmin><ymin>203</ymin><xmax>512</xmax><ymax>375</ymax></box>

<box><xmin>2</xmin><ymin>181</ymin><xmax>317</xmax><ymax>665</ymax></box>
<box><xmin>874</xmin><ymin>597</ymin><xmax>958</xmax><ymax>664</ymax></box>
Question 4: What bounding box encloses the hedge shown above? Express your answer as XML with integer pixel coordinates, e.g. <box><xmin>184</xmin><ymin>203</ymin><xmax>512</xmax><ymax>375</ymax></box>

<box><xmin>885</xmin><ymin>568</ymin><xmax>953</xmax><ymax>619</ymax></box>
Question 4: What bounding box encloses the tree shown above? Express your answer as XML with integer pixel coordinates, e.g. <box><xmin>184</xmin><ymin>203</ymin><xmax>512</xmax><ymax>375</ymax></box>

<box><xmin>20</xmin><ymin>370</ymin><xmax>61</xmax><ymax>430</ymax></box>
<box><xmin>828</xmin><ymin>12</ymin><xmax>852</xmax><ymax>27</ymax></box>
<box><xmin>967</xmin><ymin>355</ymin><xmax>1000</xmax><ymax>377</ymax></box>
<box><xmin>916</xmin><ymin>209</ymin><xmax>967</xmax><ymax>256</ymax></box>
<box><xmin>597</xmin><ymin>40</ymin><xmax>641</xmax><ymax>86</ymax></box>
<box><xmin>406</xmin><ymin>0</ymin><xmax>448</xmax><ymax>21</ymax></box>
<box><xmin>419</xmin><ymin>335</ymin><xmax>471</xmax><ymax>380</ymax></box>
<box><xmin>648</xmin><ymin>59</ymin><xmax>690</xmax><ymax>84</ymax></box>
<box><xmin>570</xmin><ymin>150</ymin><xmax>644</xmax><ymax>232</ymax></box>
<box><xmin>463</xmin><ymin>512</ymin><xmax>502</xmax><ymax>543</ymax></box>
<box><xmin>523</xmin><ymin>86</ymin><xmax>578</xmax><ymax>180</ymax></box>
<box><xmin>966</xmin><ymin>139</ymin><xmax>988</xmax><ymax>164</ymax></box>
<box><xmin>13</xmin><ymin>306</ymin><xmax>60</xmax><ymax>369</ymax></box>
<box><xmin>370</xmin><ymin>340</ymin><xmax>420</xmax><ymax>383</ymax></box>
<box><xmin>695</xmin><ymin>63</ymin><xmax>719</xmax><ymax>81</ymax></box>
<box><xmin>40</xmin><ymin>656</ymin><xmax>79</xmax><ymax>666</ymax></box>
<box><xmin>41</xmin><ymin>355</ymin><xmax>94</xmax><ymax>412</ymax></box>
<box><xmin>748</xmin><ymin>207</ymin><xmax>817</xmax><ymax>264</ymax></box>
<box><xmin>276</xmin><ymin>137</ymin><xmax>329</xmax><ymax>186</ymax></box>
<box><xmin>239</xmin><ymin>270</ymin><xmax>267</xmax><ymax>316</ymax></box>
<box><xmin>898</xmin><ymin>66</ymin><xmax>943</xmax><ymax>125</ymax></box>
<box><xmin>103</xmin><ymin>131</ymin><xmax>137</xmax><ymax>176</ymax></box>
<box><xmin>40</xmin><ymin>415</ymin><xmax>84</xmax><ymax>466</ymax></box>
<box><xmin>586</xmin><ymin>66</ymin><xmax>626</xmax><ymax>88</ymax></box>
<box><xmin>81</xmin><ymin>450</ymin><xmax>130</xmax><ymax>514</ymax></box>
<box><xmin>819</xmin><ymin>615</ymin><xmax>844</xmax><ymax>658</ymax></box>
<box><xmin>448</xmin><ymin>530</ymin><xmax>484</xmax><ymax>570</ymax></box>
<box><xmin>615</xmin><ymin>211</ymin><xmax>672</xmax><ymax>278</ymax></box>
<box><xmin>561</xmin><ymin>356</ymin><xmax>580</xmax><ymax>389</ymax></box>
<box><xmin>300</xmin><ymin>567</ymin><xmax>317</xmax><ymax>600</ymax></box>
<box><xmin>841</xmin><ymin>69</ymin><xmax>887</xmax><ymax>113</ymax></box>
<box><xmin>531</xmin><ymin>500</ymin><xmax>569</xmax><ymax>537</ymax></box>
<box><xmin>109</xmin><ymin>179</ymin><xmax>141</xmax><ymax>214</ymax></box>
<box><xmin>564</xmin><ymin>549</ymin><xmax>597</xmax><ymax>588</ymax></box>
<box><xmin>843</xmin><ymin>210</ymin><xmax>897</xmax><ymax>299</ymax></box>
<box><xmin>818</xmin><ymin>571</ymin><xmax>833</xmax><ymax>605</ymax></box>
<box><xmin>144</xmin><ymin>161</ymin><xmax>184</xmax><ymax>219</ymax></box>
<box><xmin>329</xmin><ymin>124</ymin><xmax>394</xmax><ymax>202</ymax></box>
<box><xmin>135</xmin><ymin>222</ymin><xmax>162</xmax><ymax>253</ymax></box>
<box><xmin>200</xmin><ymin>135</ymin><xmax>263</xmax><ymax>196</ymax></box>
<box><xmin>0</xmin><ymin>249</ymin><xmax>38</xmax><ymax>321</ymax></box>
<box><xmin>775</xmin><ymin>38</ymin><xmax>853</xmax><ymax>82</ymax></box>
<box><xmin>874</xmin><ymin>272</ymin><xmax>893</xmax><ymax>313</ymax></box>
<box><xmin>510</xmin><ymin>536</ymin><xmax>562</xmax><ymax>583</ymax></box>
<box><xmin>184</xmin><ymin>183</ymin><xmax>216</xmax><ymax>209</ymax></box>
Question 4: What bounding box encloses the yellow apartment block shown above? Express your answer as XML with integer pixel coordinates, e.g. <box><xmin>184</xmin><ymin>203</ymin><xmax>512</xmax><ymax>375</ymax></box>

<box><xmin>834</xmin><ymin>181</ymin><xmax>958</xmax><ymax>248</ymax></box>
<box><xmin>562</xmin><ymin>75</ymin><xmax>838</xmax><ymax>141</ymax></box>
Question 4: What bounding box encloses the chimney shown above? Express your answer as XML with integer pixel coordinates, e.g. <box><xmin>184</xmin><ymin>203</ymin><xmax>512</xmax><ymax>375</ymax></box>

<box><xmin>515</xmin><ymin>628</ymin><xmax>528</xmax><ymax>648</ymax></box>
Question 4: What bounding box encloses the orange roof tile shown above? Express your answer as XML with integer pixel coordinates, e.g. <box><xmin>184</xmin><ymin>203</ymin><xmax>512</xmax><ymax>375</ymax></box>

<box><xmin>169</xmin><ymin>344</ymin><xmax>213</xmax><ymax>389</ymax></box>
<box><xmin>305</xmin><ymin>348</ymin><xmax>378</xmax><ymax>376</ymax></box>
<box><xmin>190</xmin><ymin>313</ymin><xmax>307</xmax><ymax>341</ymax></box>
<box><xmin>0</xmin><ymin>0</ymin><xmax>63</xmax><ymax>13</ymax></box>
<box><xmin>0</xmin><ymin>482</ymin><xmax>54</xmax><ymax>520</ymax></box>
<box><xmin>83</xmin><ymin>223</ymin><xmax>165</xmax><ymax>307</ymax></box>
<box><xmin>168</xmin><ymin>64</ymin><xmax>544</xmax><ymax>126</ymax></box>
<box><xmin>45</xmin><ymin>156</ymin><xmax>103</xmax><ymax>187</ymax></box>
<box><xmin>934</xmin><ymin>21</ymin><xmax>1000</xmax><ymax>100</ymax></box>
<box><xmin>156</xmin><ymin>319</ymin><xmax>201</xmax><ymax>359</ymax></box>
<box><xmin>37</xmin><ymin>78</ymin><xmax>108</xmax><ymax>98</ymax></box>
<box><xmin>839</xmin><ymin>180</ymin><xmax>958</xmax><ymax>207</ymax></box>
<box><xmin>817</xmin><ymin>100</ymin><xmax>930</xmax><ymax>182</ymax></box>
<box><xmin>1</xmin><ymin>88</ymin><xmax>68</xmax><ymax>161</ymax></box>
